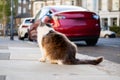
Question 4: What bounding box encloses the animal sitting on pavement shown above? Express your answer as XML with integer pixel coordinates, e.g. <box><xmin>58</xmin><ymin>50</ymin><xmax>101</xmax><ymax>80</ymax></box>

<box><xmin>37</xmin><ymin>25</ymin><xmax>103</xmax><ymax>65</ymax></box>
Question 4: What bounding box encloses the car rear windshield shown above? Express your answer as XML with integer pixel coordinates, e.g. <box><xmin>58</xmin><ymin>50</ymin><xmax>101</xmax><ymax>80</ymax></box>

<box><xmin>52</xmin><ymin>6</ymin><xmax>87</xmax><ymax>12</ymax></box>
<box><xmin>25</xmin><ymin>19</ymin><xmax>33</xmax><ymax>23</ymax></box>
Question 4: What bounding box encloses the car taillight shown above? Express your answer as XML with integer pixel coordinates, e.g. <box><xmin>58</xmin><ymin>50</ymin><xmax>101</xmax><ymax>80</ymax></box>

<box><xmin>22</xmin><ymin>25</ymin><xmax>28</xmax><ymax>28</ymax></box>
<box><xmin>93</xmin><ymin>14</ymin><xmax>99</xmax><ymax>20</ymax></box>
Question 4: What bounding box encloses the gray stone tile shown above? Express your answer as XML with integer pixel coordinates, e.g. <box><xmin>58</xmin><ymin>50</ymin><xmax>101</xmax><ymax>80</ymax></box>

<box><xmin>0</xmin><ymin>53</ymin><xmax>10</xmax><ymax>60</ymax></box>
<box><xmin>0</xmin><ymin>75</ymin><xmax>6</xmax><ymax>80</ymax></box>
<box><xmin>0</xmin><ymin>46</ymin><xmax>8</xmax><ymax>50</ymax></box>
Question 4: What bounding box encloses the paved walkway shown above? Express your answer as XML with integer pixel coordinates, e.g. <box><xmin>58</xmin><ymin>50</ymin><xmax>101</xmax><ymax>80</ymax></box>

<box><xmin>0</xmin><ymin>36</ymin><xmax>120</xmax><ymax>80</ymax></box>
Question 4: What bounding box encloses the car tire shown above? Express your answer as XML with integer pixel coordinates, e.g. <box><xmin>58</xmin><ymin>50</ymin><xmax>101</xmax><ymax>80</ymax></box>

<box><xmin>85</xmin><ymin>38</ymin><xmax>98</xmax><ymax>46</ymax></box>
<box><xmin>109</xmin><ymin>34</ymin><xmax>116</xmax><ymax>38</ymax></box>
<box><xmin>25</xmin><ymin>33</ymin><xmax>28</xmax><ymax>38</ymax></box>
<box><xmin>28</xmin><ymin>30</ymin><xmax>33</xmax><ymax>41</ymax></box>
<box><xmin>18</xmin><ymin>36</ymin><xmax>24</xmax><ymax>40</ymax></box>
<box><xmin>28</xmin><ymin>34</ymin><xmax>33</xmax><ymax>41</ymax></box>
<box><xmin>104</xmin><ymin>34</ymin><xmax>109</xmax><ymax>38</ymax></box>
<box><xmin>28</xmin><ymin>37</ymin><xmax>33</xmax><ymax>41</ymax></box>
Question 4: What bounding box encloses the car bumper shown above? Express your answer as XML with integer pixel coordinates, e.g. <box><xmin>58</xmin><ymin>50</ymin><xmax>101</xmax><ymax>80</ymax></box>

<box><xmin>68</xmin><ymin>36</ymin><xmax>99</xmax><ymax>41</ymax></box>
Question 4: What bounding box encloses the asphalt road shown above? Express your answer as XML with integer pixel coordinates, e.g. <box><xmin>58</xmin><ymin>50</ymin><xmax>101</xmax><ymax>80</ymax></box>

<box><xmin>75</xmin><ymin>38</ymin><xmax>120</xmax><ymax>64</ymax></box>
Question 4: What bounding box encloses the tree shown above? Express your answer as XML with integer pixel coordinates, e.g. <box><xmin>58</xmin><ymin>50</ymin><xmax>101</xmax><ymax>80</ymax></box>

<box><xmin>0</xmin><ymin>0</ymin><xmax>11</xmax><ymax>25</ymax></box>
<box><xmin>0</xmin><ymin>0</ymin><xmax>18</xmax><ymax>36</ymax></box>
<box><xmin>0</xmin><ymin>0</ymin><xmax>18</xmax><ymax>24</ymax></box>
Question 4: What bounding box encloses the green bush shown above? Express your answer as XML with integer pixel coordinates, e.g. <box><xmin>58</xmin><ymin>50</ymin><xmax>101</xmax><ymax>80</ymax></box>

<box><xmin>110</xmin><ymin>26</ymin><xmax>120</xmax><ymax>37</ymax></box>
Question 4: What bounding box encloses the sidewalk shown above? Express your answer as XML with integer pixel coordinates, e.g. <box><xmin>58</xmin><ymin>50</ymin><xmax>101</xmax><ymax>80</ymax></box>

<box><xmin>0</xmin><ymin>36</ymin><xmax>120</xmax><ymax>80</ymax></box>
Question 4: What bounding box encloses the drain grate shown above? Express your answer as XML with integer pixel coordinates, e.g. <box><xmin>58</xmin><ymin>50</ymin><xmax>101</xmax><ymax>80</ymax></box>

<box><xmin>0</xmin><ymin>75</ymin><xmax>6</xmax><ymax>80</ymax></box>
<box><xmin>0</xmin><ymin>53</ymin><xmax>10</xmax><ymax>60</ymax></box>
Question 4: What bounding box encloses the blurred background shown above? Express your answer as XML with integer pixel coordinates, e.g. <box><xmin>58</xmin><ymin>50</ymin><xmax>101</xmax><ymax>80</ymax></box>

<box><xmin>0</xmin><ymin>0</ymin><xmax>120</xmax><ymax>37</ymax></box>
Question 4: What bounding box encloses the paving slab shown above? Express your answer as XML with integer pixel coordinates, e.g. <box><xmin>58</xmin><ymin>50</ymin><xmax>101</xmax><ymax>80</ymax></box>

<box><xmin>1</xmin><ymin>60</ymin><xmax>116</xmax><ymax>80</ymax></box>
<box><xmin>0</xmin><ymin>46</ymin><xmax>8</xmax><ymax>50</ymax></box>
<box><xmin>9</xmin><ymin>47</ymin><xmax>41</xmax><ymax>60</ymax></box>
<box><xmin>0</xmin><ymin>46</ymin><xmax>120</xmax><ymax>80</ymax></box>
<box><xmin>0</xmin><ymin>53</ymin><xmax>10</xmax><ymax>60</ymax></box>
<box><xmin>0</xmin><ymin>75</ymin><xmax>6</xmax><ymax>80</ymax></box>
<box><xmin>9</xmin><ymin>47</ymin><xmax>96</xmax><ymax>60</ymax></box>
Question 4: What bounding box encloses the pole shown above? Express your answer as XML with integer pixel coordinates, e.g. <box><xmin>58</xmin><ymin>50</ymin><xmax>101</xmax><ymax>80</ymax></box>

<box><xmin>10</xmin><ymin>0</ymin><xmax>14</xmax><ymax>40</ymax></box>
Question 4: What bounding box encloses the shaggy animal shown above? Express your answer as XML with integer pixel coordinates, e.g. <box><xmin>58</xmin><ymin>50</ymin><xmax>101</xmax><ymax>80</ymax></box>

<box><xmin>37</xmin><ymin>26</ymin><xmax>103</xmax><ymax>65</ymax></box>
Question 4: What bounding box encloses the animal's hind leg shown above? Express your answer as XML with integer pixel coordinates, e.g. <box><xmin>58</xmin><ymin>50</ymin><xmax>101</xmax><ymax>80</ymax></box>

<box><xmin>50</xmin><ymin>60</ymin><xmax>63</xmax><ymax>65</ymax></box>
<box><xmin>57</xmin><ymin>60</ymin><xmax>63</xmax><ymax>65</ymax></box>
<box><xmin>50</xmin><ymin>60</ymin><xmax>58</xmax><ymax>64</ymax></box>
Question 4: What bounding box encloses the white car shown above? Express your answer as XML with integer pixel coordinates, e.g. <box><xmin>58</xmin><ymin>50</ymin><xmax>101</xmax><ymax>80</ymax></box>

<box><xmin>18</xmin><ymin>18</ymin><xmax>34</xmax><ymax>40</ymax></box>
<box><xmin>100</xmin><ymin>29</ymin><xmax>116</xmax><ymax>38</ymax></box>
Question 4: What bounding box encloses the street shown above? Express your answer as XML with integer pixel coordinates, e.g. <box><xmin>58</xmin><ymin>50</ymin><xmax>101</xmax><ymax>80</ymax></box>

<box><xmin>0</xmin><ymin>36</ymin><xmax>120</xmax><ymax>80</ymax></box>
<box><xmin>0</xmin><ymin>0</ymin><xmax>120</xmax><ymax>79</ymax></box>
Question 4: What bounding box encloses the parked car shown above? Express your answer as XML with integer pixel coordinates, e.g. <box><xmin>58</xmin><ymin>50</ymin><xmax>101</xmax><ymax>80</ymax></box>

<box><xmin>100</xmin><ymin>28</ymin><xmax>116</xmax><ymax>38</ymax></box>
<box><xmin>28</xmin><ymin>5</ymin><xmax>101</xmax><ymax>46</ymax></box>
<box><xmin>18</xmin><ymin>18</ymin><xmax>34</xmax><ymax>40</ymax></box>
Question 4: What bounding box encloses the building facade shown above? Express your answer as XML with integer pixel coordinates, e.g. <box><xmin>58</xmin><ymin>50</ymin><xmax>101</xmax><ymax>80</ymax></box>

<box><xmin>79</xmin><ymin>0</ymin><xmax>120</xmax><ymax>28</ymax></box>
<box><xmin>16</xmin><ymin>0</ymin><xmax>32</xmax><ymax>18</ymax></box>
<box><xmin>99</xmin><ymin>0</ymin><xmax>120</xmax><ymax>28</ymax></box>
<box><xmin>15</xmin><ymin>0</ymin><xmax>76</xmax><ymax>24</ymax></box>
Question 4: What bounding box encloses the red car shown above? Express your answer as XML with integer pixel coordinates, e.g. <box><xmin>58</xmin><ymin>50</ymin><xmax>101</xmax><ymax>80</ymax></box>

<box><xmin>28</xmin><ymin>5</ymin><xmax>100</xmax><ymax>46</ymax></box>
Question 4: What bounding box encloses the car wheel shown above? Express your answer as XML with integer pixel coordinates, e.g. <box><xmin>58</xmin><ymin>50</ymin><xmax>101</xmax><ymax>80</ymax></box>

<box><xmin>104</xmin><ymin>34</ymin><xmax>109</xmax><ymax>38</ymax></box>
<box><xmin>109</xmin><ymin>34</ymin><xmax>116</xmax><ymax>38</ymax></box>
<box><xmin>18</xmin><ymin>36</ymin><xmax>24</xmax><ymax>40</ymax></box>
<box><xmin>25</xmin><ymin>33</ymin><xmax>28</xmax><ymax>38</ymax></box>
<box><xmin>28</xmin><ymin>37</ymin><xmax>33</xmax><ymax>41</ymax></box>
<box><xmin>28</xmin><ymin>34</ymin><xmax>33</xmax><ymax>41</ymax></box>
<box><xmin>28</xmin><ymin>31</ymin><xmax>33</xmax><ymax>41</ymax></box>
<box><xmin>85</xmin><ymin>38</ymin><xmax>98</xmax><ymax>46</ymax></box>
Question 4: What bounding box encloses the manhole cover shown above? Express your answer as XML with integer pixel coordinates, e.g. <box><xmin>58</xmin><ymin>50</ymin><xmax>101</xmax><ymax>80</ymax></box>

<box><xmin>0</xmin><ymin>53</ymin><xmax>10</xmax><ymax>60</ymax></box>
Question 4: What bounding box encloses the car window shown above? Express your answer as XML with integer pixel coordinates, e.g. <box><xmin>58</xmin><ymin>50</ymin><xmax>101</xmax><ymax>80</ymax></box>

<box><xmin>39</xmin><ymin>8</ymin><xmax>50</xmax><ymax>19</ymax></box>
<box><xmin>34</xmin><ymin>10</ymin><xmax>41</xmax><ymax>21</ymax></box>
<box><xmin>34</xmin><ymin>8</ymin><xmax>53</xmax><ymax>23</ymax></box>
<box><xmin>25</xmin><ymin>19</ymin><xmax>33</xmax><ymax>23</ymax></box>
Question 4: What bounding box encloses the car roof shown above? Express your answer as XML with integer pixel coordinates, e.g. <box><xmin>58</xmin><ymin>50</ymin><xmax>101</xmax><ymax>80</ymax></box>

<box><xmin>42</xmin><ymin>5</ymin><xmax>88</xmax><ymax>12</ymax></box>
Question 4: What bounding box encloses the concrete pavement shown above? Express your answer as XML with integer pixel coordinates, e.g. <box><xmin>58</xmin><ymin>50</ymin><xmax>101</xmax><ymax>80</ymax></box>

<box><xmin>0</xmin><ymin>36</ymin><xmax>120</xmax><ymax>80</ymax></box>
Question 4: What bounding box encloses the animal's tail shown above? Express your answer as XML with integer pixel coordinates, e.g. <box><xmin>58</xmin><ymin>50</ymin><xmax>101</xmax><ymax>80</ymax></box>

<box><xmin>75</xmin><ymin>57</ymin><xmax>103</xmax><ymax>65</ymax></box>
